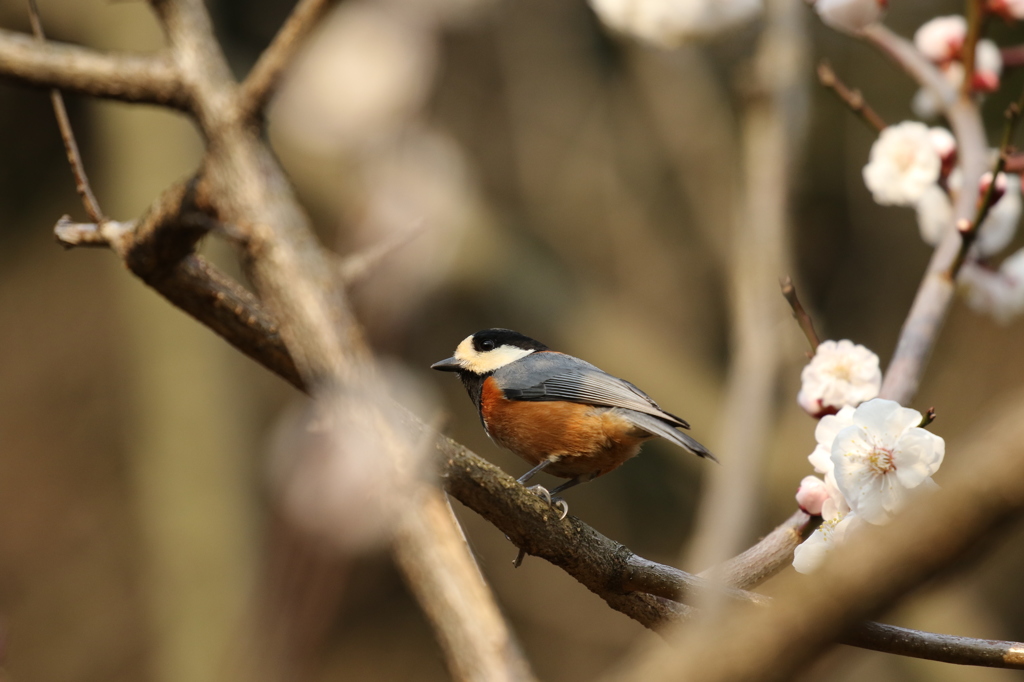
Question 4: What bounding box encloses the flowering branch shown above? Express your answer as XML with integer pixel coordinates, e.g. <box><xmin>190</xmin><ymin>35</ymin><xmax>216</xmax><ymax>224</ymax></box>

<box><xmin>606</xmin><ymin>393</ymin><xmax>1024</xmax><ymax>682</ymax></box>
<box><xmin>949</xmin><ymin>87</ymin><xmax>1024</xmax><ymax>277</ymax></box>
<box><xmin>816</xmin><ymin>61</ymin><xmax>886</xmax><ymax>133</ymax></box>
<box><xmin>860</xmin><ymin>23</ymin><xmax>989</xmax><ymax>405</ymax></box>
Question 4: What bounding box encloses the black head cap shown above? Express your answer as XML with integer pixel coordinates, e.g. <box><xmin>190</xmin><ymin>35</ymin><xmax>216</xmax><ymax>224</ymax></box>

<box><xmin>471</xmin><ymin>329</ymin><xmax>549</xmax><ymax>353</ymax></box>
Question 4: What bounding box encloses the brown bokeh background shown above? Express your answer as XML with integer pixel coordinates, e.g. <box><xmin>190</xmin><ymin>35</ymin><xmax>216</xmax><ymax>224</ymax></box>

<box><xmin>1</xmin><ymin>0</ymin><xmax>1023</xmax><ymax>680</ymax></box>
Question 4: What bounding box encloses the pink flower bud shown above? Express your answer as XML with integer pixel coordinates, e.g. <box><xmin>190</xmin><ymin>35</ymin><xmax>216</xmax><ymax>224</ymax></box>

<box><xmin>988</xmin><ymin>0</ymin><xmax>1024</xmax><ymax>21</ymax></box>
<box><xmin>914</xmin><ymin>16</ymin><xmax>967</xmax><ymax>65</ymax></box>
<box><xmin>796</xmin><ymin>476</ymin><xmax>829</xmax><ymax>516</ymax></box>
<box><xmin>980</xmin><ymin>171</ymin><xmax>1008</xmax><ymax>205</ymax></box>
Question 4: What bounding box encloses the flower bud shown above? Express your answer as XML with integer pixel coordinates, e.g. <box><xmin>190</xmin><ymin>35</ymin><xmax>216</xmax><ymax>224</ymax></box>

<box><xmin>914</xmin><ymin>16</ymin><xmax>967</xmax><ymax>64</ymax></box>
<box><xmin>796</xmin><ymin>476</ymin><xmax>829</xmax><ymax>516</ymax></box>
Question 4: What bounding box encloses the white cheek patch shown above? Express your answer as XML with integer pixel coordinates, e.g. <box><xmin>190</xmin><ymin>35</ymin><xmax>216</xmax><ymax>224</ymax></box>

<box><xmin>453</xmin><ymin>336</ymin><xmax>535</xmax><ymax>373</ymax></box>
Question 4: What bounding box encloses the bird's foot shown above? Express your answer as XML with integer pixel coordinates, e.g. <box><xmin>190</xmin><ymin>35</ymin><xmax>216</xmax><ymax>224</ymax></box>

<box><xmin>525</xmin><ymin>484</ymin><xmax>552</xmax><ymax>505</ymax></box>
<box><xmin>552</xmin><ymin>497</ymin><xmax>569</xmax><ymax>521</ymax></box>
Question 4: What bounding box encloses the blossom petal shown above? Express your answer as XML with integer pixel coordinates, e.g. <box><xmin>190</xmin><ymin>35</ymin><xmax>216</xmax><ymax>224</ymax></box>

<box><xmin>851</xmin><ymin>398</ymin><xmax>922</xmax><ymax>440</ymax></box>
<box><xmin>893</xmin><ymin>427</ymin><xmax>945</xmax><ymax>487</ymax></box>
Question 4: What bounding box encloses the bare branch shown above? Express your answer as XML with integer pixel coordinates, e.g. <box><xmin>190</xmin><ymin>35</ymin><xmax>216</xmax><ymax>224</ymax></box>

<box><xmin>0</xmin><ymin>28</ymin><xmax>187</xmax><ymax>109</ymax></box>
<box><xmin>339</xmin><ymin>221</ymin><xmax>426</xmax><ymax>288</ymax></box>
<box><xmin>699</xmin><ymin>509</ymin><xmax>816</xmax><ymax>590</ymax></box>
<box><xmin>779</xmin><ymin>277</ymin><xmax>820</xmax><ymax>353</ymax></box>
<box><xmin>393</xmin><ymin>490</ymin><xmax>535</xmax><ymax>682</ymax></box>
<box><xmin>847</xmin><ymin>622</ymin><xmax>1024</xmax><ymax>669</ymax></box>
<box><xmin>861</xmin><ymin>24</ymin><xmax>956</xmax><ymax>109</ymax></box>
<box><xmin>236</xmin><ymin>0</ymin><xmax>334</xmax><ymax>122</ymax></box>
<box><xmin>816</xmin><ymin>61</ymin><xmax>886</xmax><ymax>133</ymax></box>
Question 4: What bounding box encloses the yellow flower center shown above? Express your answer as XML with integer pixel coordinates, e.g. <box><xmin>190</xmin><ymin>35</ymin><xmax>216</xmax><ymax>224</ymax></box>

<box><xmin>867</xmin><ymin>447</ymin><xmax>896</xmax><ymax>475</ymax></box>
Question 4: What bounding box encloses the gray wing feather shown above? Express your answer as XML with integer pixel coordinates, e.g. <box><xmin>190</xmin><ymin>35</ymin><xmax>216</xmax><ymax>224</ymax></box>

<box><xmin>617</xmin><ymin>410</ymin><xmax>718</xmax><ymax>462</ymax></box>
<box><xmin>498</xmin><ymin>352</ymin><xmax>690</xmax><ymax>428</ymax></box>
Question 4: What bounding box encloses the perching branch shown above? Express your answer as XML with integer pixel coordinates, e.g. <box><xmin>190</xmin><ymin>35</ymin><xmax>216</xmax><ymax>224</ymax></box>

<box><xmin>54</xmin><ymin>211</ymin><xmax>1024</xmax><ymax>669</ymax></box>
<box><xmin>816</xmin><ymin>61</ymin><xmax>886</xmax><ymax>133</ymax></box>
<box><xmin>0</xmin><ymin>28</ymin><xmax>188</xmax><ymax>109</ymax></box>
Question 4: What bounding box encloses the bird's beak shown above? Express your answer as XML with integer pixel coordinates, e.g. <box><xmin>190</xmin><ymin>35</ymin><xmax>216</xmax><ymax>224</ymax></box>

<box><xmin>430</xmin><ymin>356</ymin><xmax>462</xmax><ymax>372</ymax></box>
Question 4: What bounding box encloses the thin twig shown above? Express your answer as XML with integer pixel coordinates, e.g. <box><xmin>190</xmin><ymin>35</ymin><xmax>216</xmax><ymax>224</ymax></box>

<box><xmin>339</xmin><ymin>220</ymin><xmax>426</xmax><ymax>288</ymax></box>
<box><xmin>779</xmin><ymin>276</ymin><xmax>820</xmax><ymax>353</ymax></box>
<box><xmin>27</xmin><ymin>0</ymin><xmax>106</xmax><ymax>224</ymax></box>
<box><xmin>961</xmin><ymin>0</ymin><xmax>986</xmax><ymax>99</ymax></box>
<box><xmin>816</xmin><ymin>61</ymin><xmax>886</xmax><ymax>133</ymax></box>
<box><xmin>236</xmin><ymin>0</ymin><xmax>334</xmax><ymax>122</ymax></box>
<box><xmin>948</xmin><ymin>88</ymin><xmax>1024</xmax><ymax>278</ymax></box>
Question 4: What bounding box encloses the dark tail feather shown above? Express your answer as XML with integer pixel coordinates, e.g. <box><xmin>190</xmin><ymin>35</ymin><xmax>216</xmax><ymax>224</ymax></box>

<box><xmin>621</xmin><ymin>410</ymin><xmax>719</xmax><ymax>463</ymax></box>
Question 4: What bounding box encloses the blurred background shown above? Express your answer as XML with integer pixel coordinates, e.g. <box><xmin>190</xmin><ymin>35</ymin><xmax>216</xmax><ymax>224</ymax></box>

<box><xmin>1</xmin><ymin>0</ymin><xmax>1023</xmax><ymax>680</ymax></box>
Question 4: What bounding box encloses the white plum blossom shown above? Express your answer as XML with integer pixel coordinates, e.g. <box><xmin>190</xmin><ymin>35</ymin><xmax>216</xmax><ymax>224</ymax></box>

<box><xmin>830</xmin><ymin>399</ymin><xmax>945</xmax><ymax>525</ymax></box>
<box><xmin>959</xmin><ymin>248</ymin><xmax>1024</xmax><ymax>323</ymax></box>
<box><xmin>914</xmin><ymin>15</ymin><xmax>966</xmax><ymax>64</ymax></box>
<box><xmin>792</xmin><ymin>512</ymin><xmax>862</xmax><ymax>574</ymax></box>
<box><xmin>863</xmin><ymin>122</ymin><xmax>942</xmax><ymax>206</ymax></box>
<box><xmin>812</xmin><ymin>0</ymin><xmax>886</xmax><ymax>33</ymax></box>
<box><xmin>588</xmin><ymin>0</ymin><xmax>762</xmax><ymax>47</ymax></box>
<box><xmin>798</xmin><ymin>340</ymin><xmax>882</xmax><ymax>417</ymax></box>
<box><xmin>796</xmin><ymin>475</ymin><xmax>830</xmax><ymax>516</ymax></box>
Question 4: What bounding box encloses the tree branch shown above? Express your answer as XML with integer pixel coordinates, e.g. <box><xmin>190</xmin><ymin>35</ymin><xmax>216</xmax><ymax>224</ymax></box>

<box><xmin>0</xmin><ymin>28</ymin><xmax>188</xmax><ymax>109</ymax></box>
<box><xmin>861</xmin><ymin>24</ymin><xmax>989</xmax><ymax>405</ymax></box>
<box><xmin>236</xmin><ymin>0</ymin><xmax>334</xmax><ymax>123</ymax></box>
<box><xmin>55</xmin><ymin>215</ymin><xmax>1024</xmax><ymax>670</ymax></box>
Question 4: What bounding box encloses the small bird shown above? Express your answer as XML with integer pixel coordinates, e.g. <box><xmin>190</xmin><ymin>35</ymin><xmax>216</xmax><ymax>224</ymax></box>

<box><xmin>431</xmin><ymin>329</ymin><xmax>716</xmax><ymax>519</ymax></box>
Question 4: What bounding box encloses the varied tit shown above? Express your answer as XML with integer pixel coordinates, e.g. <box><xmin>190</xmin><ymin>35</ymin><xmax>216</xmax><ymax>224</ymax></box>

<box><xmin>431</xmin><ymin>329</ymin><xmax>716</xmax><ymax>519</ymax></box>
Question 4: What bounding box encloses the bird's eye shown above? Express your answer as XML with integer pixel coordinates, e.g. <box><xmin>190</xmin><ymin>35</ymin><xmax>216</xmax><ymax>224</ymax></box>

<box><xmin>480</xmin><ymin>340</ymin><xmax>496</xmax><ymax>351</ymax></box>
